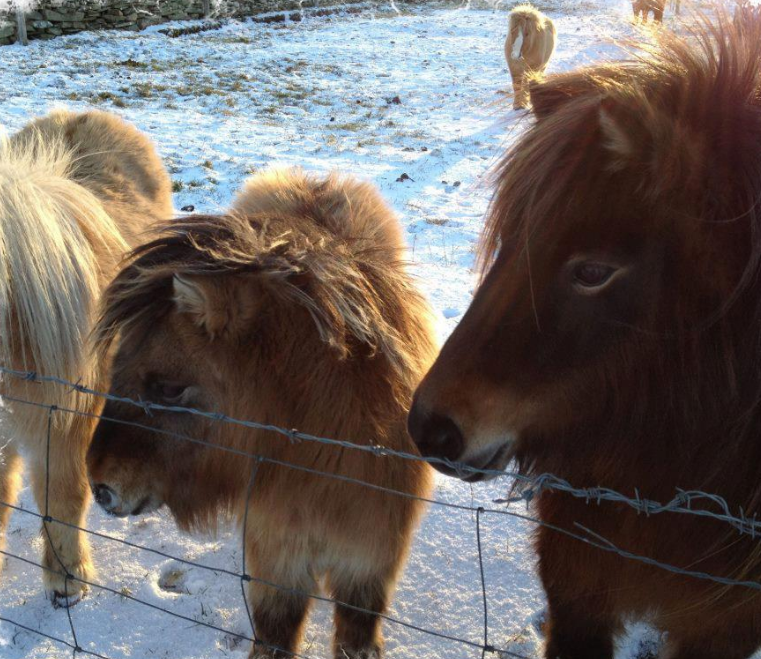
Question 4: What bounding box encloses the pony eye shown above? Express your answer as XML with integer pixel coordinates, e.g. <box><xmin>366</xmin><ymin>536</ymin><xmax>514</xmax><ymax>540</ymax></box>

<box><xmin>573</xmin><ymin>262</ymin><xmax>617</xmax><ymax>288</ymax></box>
<box><xmin>154</xmin><ymin>382</ymin><xmax>188</xmax><ymax>404</ymax></box>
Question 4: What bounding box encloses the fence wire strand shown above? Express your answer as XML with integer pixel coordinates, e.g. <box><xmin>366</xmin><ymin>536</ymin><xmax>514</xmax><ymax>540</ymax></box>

<box><xmin>1</xmin><ymin>366</ymin><xmax>761</xmax><ymax>659</ymax></box>
<box><xmin>3</xmin><ymin>365</ymin><xmax>760</xmax><ymax>541</ymax></box>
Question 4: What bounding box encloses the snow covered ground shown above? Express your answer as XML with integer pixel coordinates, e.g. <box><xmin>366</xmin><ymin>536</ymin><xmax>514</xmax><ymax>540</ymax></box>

<box><xmin>0</xmin><ymin>2</ymin><xmax>717</xmax><ymax>657</ymax></box>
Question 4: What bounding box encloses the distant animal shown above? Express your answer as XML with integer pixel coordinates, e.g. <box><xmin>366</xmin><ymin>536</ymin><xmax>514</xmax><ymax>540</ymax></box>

<box><xmin>0</xmin><ymin>110</ymin><xmax>172</xmax><ymax>606</ymax></box>
<box><xmin>633</xmin><ymin>0</ymin><xmax>666</xmax><ymax>22</ymax></box>
<box><xmin>87</xmin><ymin>168</ymin><xmax>436</xmax><ymax>658</ymax></box>
<box><xmin>409</xmin><ymin>15</ymin><xmax>761</xmax><ymax>659</ymax></box>
<box><xmin>505</xmin><ymin>4</ymin><xmax>556</xmax><ymax>110</ymax></box>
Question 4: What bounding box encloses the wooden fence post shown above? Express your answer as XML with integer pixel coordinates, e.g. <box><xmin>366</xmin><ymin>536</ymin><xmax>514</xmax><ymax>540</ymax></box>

<box><xmin>15</xmin><ymin>8</ymin><xmax>28</xmax><ymax>46</ymax></box>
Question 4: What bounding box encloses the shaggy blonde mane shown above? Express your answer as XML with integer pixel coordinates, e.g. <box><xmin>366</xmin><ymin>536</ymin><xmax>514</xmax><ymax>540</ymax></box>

<box><xmin>0</xmin><ymin>132</ymin><xmax>126</xmax><ymax>410</ymax></box>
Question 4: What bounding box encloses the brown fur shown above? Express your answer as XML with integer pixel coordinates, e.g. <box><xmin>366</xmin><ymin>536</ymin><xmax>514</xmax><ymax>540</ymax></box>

<box><xmin>0</xmin><ymin>110</ymin><xmax>172</xmax><ymax>605</ymax></box>
<box><xmin>410</xmin><ymin>15</ymin><xmax>761</xmax><ymax>659</ymax></box>
<box><xmin>633</xmin><ymin>0</ymin><xmax>666</xmax><ymax>23</ymax></box>
<box><xmin>87</xmin><ymin>168</ymin><xmax>436</xmax><ymax>658</ymax></box>
<box><xmin>505</xmin><ymin>5</ymin><xmax>557</xmax><ymax>110</ymax></box>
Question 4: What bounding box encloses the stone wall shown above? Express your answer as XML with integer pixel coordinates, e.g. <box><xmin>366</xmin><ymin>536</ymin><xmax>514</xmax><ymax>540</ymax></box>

<box><xmin>0</xmin><ymin>0</ymin><xmax>366</xmax><ymax>45</ymax></box>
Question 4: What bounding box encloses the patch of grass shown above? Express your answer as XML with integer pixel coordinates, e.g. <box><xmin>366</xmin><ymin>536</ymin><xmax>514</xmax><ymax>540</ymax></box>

<box><xmin>202</xmin><ymin>160</ymin><xmax>214</xmax><ymax>169</ymax></box>
<box><xmin>217</xmin><ymin>35</ymin><xmax>253</xmax><ymax>44</ymax></box>
<box><xmin>95</xmin><ymin>91</ymin><xmax>118</xmax><ymax>103</ymax></box>
<box><xmin>172</xmin><ymin>180</ymin><xmax>185</xmax><ymax>193</ymax></box>
<box><xmin>188</xmin><ymin>179</ymin><xmax>205</xmax><ymax>189</ymax></box>
<box><xmin>118</xmin><ymin>58</ymin><xmax>148</xmax><ymax>69</ymax></box>
<box><xmin>333</xmin><ymin>122</ymin><xmax>363</xmax><ymax>132</ymax></box>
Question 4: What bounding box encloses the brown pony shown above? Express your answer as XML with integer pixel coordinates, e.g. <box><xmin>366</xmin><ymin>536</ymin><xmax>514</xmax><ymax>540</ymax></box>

<box><xmin>0</xmin><ymin>110</ymin><xmax>172</xmax><ymax>606</ymax></box>
<box><xmin>87</xmin><ymin>168</ymin><xmax>436</xmax><ymax>658</ymax></box>
<box><xmin>633</xmin><ymin>0</ymin><xmax>666</xmax><ymax>23</ymax></box>
<box><xmin>409</xmin><ymin>17</ymin><xmax>761</xmax><ymax>659</ymax></box>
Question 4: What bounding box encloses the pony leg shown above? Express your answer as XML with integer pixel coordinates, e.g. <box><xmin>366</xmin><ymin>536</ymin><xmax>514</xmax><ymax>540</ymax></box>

<box><xmin>245</xmin><ymin>543</ymin><xmax>315</xmax><ymax>658</ymax></box>
<box><xmin>543</xmin><ymin>593</ymin><xmax>616</xmax><ymax>659</ymax></box>
<box><xmin>513</xmin><ymin>74</ymin><xmax>529</xmax><ymax>110</ymax></box>
<box><xmin>29</xmin><ymin>419</ymin><xmax>94</xmax><ymax>607</ymax></box>
<box><xmin>0</xmin><ymin>442</ymin><xmax>22</xmax><ymax>571</ymax></box>
<box><xmin>329</xmin><ymin>570</ymin><xmax>392</xmax><ymax>659</ymax></box>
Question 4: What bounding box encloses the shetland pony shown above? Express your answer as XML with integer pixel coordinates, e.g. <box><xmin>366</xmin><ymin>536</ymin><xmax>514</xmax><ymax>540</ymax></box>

<box><xmin>86</xmin><ymin>168</ymin><xmax>436</xmax><ymax>658</ymax></box>
<box><xmin>505</xmin><ymin>5</ymin><xmax>556</xmax><ymax>110</ymax></box>
<box><xmin>633</xmin><ymin>0</ymin><xmax>666</xmax><ymax>22</ymax></box>
<box><xmin>0</xmin><ymin>110</ymin><xmax>172</xmax><ymax>605</ymax></box>
<box><xmin>409</xmin><ymin>17</ymin><xmax>761</xmax><ymax>659</ymax></box>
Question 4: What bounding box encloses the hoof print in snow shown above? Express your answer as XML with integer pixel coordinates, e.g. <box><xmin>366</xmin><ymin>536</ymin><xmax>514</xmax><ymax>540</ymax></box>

<box><xmin>387</xmin><ymin>95</ymin><xmax>402</xmax><ymax>105</ymax></box>
<box><xmin>158</xmin><ymin>566</ymin><xmax>189</xmax><ymax>594</ymax></box>
<box><xmin>221</xmin><ymin>633</ymin><xmax>247</xmax><ymax>651</ymax></box>
<box><xmin>396</xmin><ymin>173</ymin><xmax>413</xmax><ymax>183</ymax></box>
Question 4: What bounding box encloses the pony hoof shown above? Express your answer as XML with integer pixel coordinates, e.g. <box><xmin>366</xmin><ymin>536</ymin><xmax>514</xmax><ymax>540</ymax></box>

<box><xmin>50</xmin><ymin>585</ymin><xmax>88</xmax><ymax>608</ymax></box>
<box><xmin>43</xmin><ymin>559</ymin><xmax>93</xmax><ymax>608</ymax></box>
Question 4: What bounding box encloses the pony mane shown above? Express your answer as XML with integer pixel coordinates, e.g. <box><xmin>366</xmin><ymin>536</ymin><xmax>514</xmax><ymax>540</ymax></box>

<box><xmin>97</xmin><ymin>171</ymin><xmax>434</xmax><ymax>397</ymax></box>
<box><xmin>481</xmin><ymin>13</ymin><xmax>761</xmax><ymax>276</ymax></box>
<box><xmin>0</xmin><ymin>130</ymin><xmax>126</xmax><ymax>395</ymax></box>
<box><xmin>510</xmin><ymin>3</ymin><xmax>549</xmax><ymax>26</ymax></box>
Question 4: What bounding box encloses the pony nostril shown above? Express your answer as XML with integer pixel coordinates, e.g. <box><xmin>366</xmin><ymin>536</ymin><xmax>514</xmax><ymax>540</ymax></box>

<box><xmin>408</xmin><ymin>405</ymin><xmax>464</xmax><ymax>463</ymax></box>
<box><xmin>92</xmin><ymin>484</ymin><xmax>115</xmax><ymax>509</ymax></box>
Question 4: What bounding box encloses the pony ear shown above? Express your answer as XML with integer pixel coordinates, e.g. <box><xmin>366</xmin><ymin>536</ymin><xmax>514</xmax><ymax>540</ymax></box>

<box><xmin>173</xmin><ymin>274</ymin><xmax>254</xmax><ymax>339</ymax></box>
<box><xmin>173</xmin><ymin>274</ymin><xmax>208</xmax><ymax>319</ymax></box>
<box><xmin>598</xmin><ymin>103</ymin><xmax>635</xmax><ymax>165</ymax></box>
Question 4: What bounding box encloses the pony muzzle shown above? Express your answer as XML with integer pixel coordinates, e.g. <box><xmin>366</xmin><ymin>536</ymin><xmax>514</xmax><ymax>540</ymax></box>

<box><xmin>90</xmin><ymin>481</ymin><xmax>158</xmax><ymax>518</ymax></box>
<box><xmin>408</xmin><ymin>399</ymin><xmax>515</xmax><ymax>481</ymax></box>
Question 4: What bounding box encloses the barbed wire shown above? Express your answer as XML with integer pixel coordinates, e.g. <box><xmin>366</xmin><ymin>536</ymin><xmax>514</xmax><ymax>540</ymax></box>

<box><xmin>2</xmin><ymin>366</ymin><xmax>761</xmax><ymax>659</ymax></box>
<box><xmin>3</xmin><ymin>365</ymin><xmax>761</xmax><ymax>540</ymax></box>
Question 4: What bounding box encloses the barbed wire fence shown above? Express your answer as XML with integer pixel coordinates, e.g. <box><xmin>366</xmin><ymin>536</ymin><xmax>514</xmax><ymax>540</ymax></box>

<box><xmin>1</xmin><ymin>365</ymin><xmax>761</xmax><ymax>658</ymax></box>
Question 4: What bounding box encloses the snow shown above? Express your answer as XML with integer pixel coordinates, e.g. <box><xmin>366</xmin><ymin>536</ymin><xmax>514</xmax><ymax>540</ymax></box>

<box><xmin>0</xmin><ymin>2</ymin><xmax>730</xmax><ymax>658</ymax></box>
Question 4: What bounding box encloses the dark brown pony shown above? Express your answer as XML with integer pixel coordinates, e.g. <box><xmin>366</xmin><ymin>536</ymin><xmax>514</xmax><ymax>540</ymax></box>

<box><xmin>87</xmin><ymin>168</ymin><xmax>436</xmax><ymax>658</ymax></box>
<box><xmin>409</xmin><ymin>17</ymin><xmax>761</xmax><ymax>659</ymax></box>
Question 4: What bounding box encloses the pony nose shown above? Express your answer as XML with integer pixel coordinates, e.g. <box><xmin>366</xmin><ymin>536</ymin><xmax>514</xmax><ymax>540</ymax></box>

<box><xmin>92</xmin><ymin>484</ymin><xmax>116</xmax><ymax>509</ymax></box>
<box><xmin>408</xmin><ymin>403</ymin><xmax>464</xmax><ymax>463</ymax></box>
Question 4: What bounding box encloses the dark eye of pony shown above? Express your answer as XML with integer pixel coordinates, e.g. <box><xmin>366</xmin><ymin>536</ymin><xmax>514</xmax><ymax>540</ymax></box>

<box><xmin>573</xmin><ymin>262</ymin><xmax>617</xmax><ymax>289</ymax></box>
<box><xmin>152</xmin><ymin>382</ymin><xmax>188</xmax><ymax>404</ymax></box>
